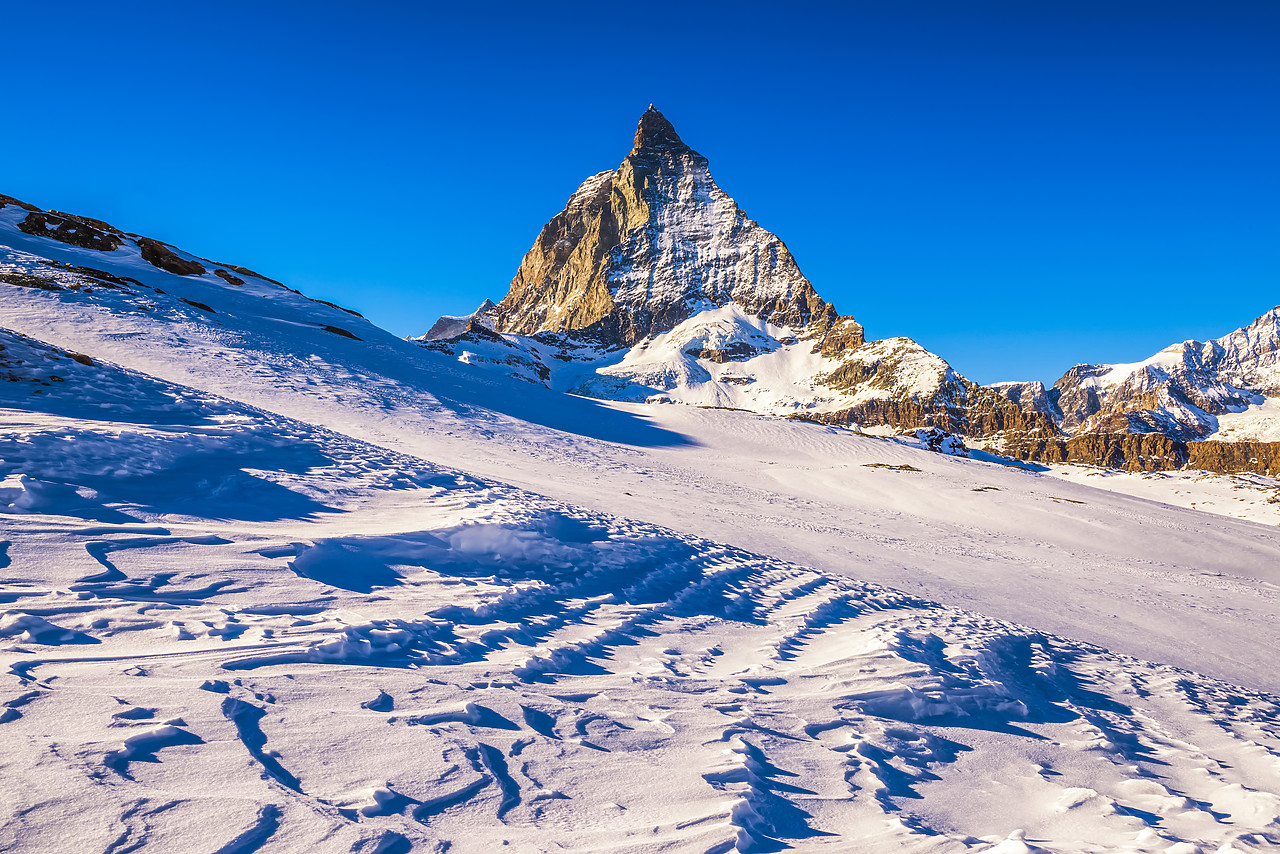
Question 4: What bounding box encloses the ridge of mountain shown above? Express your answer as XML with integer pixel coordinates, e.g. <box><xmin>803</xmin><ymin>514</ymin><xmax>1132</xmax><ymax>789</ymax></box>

<box><xmin>5</xmin><ymin>115</ymin><xmax>1279</xmax><ymax>478</ymax></box>
<box><xmin>964</xmin><ymin>308</ymin><xmax>1280</xmax><ymax>473</ymax></box>
<box><xmin>0</xmin><ymin>191</ymin><xmax>368</xmax><ymax>330</ymax></box>
<box><xmin>417</xmin><ymin>108</ymin><xmax>1280</xmax><ymax>474</ymax></box>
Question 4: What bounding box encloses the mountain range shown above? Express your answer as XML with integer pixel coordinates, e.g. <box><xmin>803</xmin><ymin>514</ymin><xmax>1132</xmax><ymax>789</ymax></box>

<box><xmin>414</xmin><ymin>107</ymin><xmax>1280</xmax><ymax>476</ymax></box>
<box><xmin>3</xmin><ymin>106</ymin><xmax>1278</xmax><ymax>480</ymax></box>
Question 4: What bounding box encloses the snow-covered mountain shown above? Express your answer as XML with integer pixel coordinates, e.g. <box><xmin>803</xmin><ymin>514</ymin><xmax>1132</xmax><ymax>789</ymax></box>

<box><xmin>420</xmin><ymin>108</ymin><xmax>1056</xmax><ymax>444</ymax></box>
<box><xmin>1048</xmin><ymin>307</ymin><xmax>1280</xmax><ymax>442</ymax></box>
<box><xmin>410</xmin><ymin>108</ymin><xmax>1280</xmax><ymax>476</ymax></box>
<box><xmin>493</xmin><ymin>107</ymin><xmax>842</xmax><ymax>346</ymax></box>
<box><xmin>967</xmin><ymin>309</ymin><xmax>1280</xmax><ymax>474</ymax></box>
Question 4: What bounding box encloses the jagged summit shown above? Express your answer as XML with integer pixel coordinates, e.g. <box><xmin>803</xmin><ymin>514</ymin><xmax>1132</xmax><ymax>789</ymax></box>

<box><xmin>490</xmin><ymin>107</ymin><xmax>848</xmax><ymax>349</ymax></box>
<box><xmin>631</xmin><ymin>105</ymin><xmax>687</xmax><ymax>154</ymax></box>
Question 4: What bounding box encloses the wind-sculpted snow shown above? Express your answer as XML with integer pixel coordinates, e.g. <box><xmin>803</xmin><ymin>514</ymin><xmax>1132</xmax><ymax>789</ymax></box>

<box><xmin>1</xmin><ymin>354</ymin><xmax>1279</xmax><ymax>852</ymax></box>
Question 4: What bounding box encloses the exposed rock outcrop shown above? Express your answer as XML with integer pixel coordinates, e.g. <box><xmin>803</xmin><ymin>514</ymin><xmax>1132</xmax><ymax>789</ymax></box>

<box><xmin>998</xmin><ymin>432</ymin><xmax>1280</xmax><ymax>476</ymax></box>
<box><xmin>1187</xmin><ymin>440</ymin><xmax>1280</xmax><ymax>477</ymax></box>
<box><xmin>999</xmin><ymin>432</ymin><xmax>1189</xmax><ymax>472</ymax></box>
<box><xmin>137</xmin><ymin>237</ymin><xmax>207</xmax><ymax>276</ymax></box>
<box><xmin>18</xmin><ymin>211</ymin><xmax>123</xmax><ymax>251</ymax></box>
<box><xmin>0</xmin><ymin>193</ymin><xmax>41</xmax><ymax>212</ymax></box>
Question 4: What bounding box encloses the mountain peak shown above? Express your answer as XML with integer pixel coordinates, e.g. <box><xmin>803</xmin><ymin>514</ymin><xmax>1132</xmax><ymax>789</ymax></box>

<box><xmin>631</xmin><ymin>105</ymin><xmax>686</xmax><ymax>155</ymax></box>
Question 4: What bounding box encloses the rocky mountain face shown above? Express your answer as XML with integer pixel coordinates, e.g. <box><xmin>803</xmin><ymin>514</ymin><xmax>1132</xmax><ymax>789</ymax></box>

<box><xmin>967</xmin><ymin>309</ymin><xmax>1280</xmax><ymax>472</ymax></box>
<box><xmin>409</xmin><ymin>107</ymin><xmax>1280</xmax><ymax>476</ymax></box>
<box><xmin>421</xmin><ymin>102</ymin><xmax>1280</xmax><ymax>475</ymax></box>
<box><xmin>492</xmin><ymin>107</ymin><xmax>846</xmax><ymax>349</ymax></box>
<box><xmin>424</xmin><ymin>108</ymin><xmax>1056</xmax><ymax>446</ymax></box>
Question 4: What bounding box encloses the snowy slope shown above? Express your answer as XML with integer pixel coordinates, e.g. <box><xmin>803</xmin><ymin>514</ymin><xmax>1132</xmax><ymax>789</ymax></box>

<box><xmin>4</xmin><ymin>206</ymin><xmax>1280</xmax><ymax>693</ymax></box>
<box><xmin>5</xmin><ymin>193</ymin><xmax>1280</xmax><ymax>851</ymax></box>
<box><xmin>2</xmin><ymin>329</ymin><xmax>1280</xmax><ymax>853</ymax></box>
<box><xmin>417</xmin><ymin>305</ymin><xmax>1030</xmax><ymax>444</ymax></box>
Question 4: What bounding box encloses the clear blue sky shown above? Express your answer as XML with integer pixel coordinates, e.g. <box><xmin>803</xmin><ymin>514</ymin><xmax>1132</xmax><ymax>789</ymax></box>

<box><xmin>3</xmin><ymin>1</ymin><xmax>1277</xmax><ymax>384</ymax></box>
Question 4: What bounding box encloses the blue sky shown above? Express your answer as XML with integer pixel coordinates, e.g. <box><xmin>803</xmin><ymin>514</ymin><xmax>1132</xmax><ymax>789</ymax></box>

<box><xmin>3</xmin><ymin>1</ymin><xmax>1277</xmax><ymax>384</ymax></box>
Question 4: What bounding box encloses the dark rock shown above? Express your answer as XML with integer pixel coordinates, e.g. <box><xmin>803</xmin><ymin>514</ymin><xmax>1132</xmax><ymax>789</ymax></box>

<box><xmin>0</xmin><ymin>272</ymin><xmax>64</xmax><ymax>292</ymax></box>
<box><xmin>310</xmin><ymin>298</ymin><xmax>364</xmax><ymax>318</ymax></box>
<box><xmin>632</xmin><ymin>104</ymin><xmax>688</xmax><ymax>154</ymax></box>
<box><xmin>213</xmin><ymin>268</ymin><xmax>245</xmax><ymax>286</ymax></box>
<box><xmin>0</xmin><ymin>193</ymin><xmax>40</xmax><ymax>212</ymax></box>
<box><xmin>181</xmin><ymin>298</ymin><xmax>215</xmax><ymax>313</ymax></box>
<box><xmin>38</xmin><ymin>262</ymin><xmax>140</xmax><ymax>290</ymax></box>
<box><xmin>17</xmin><ymin>212</ymin><xmax>122</xmax><ymax>251</ymax></box>
<box><xmin>137</xmin><ymin>238</ymin><xmax>207</xmax><ymax>276</ymax></box>
<box><xmin>684</xmin><ymin>342</ymin><xmax>763</xmax><ymax>363</ymax></box>
<box><xmin>320</xmin><ymin>324</ymin><xmax>360</xmax><ymax>340</ymax></box>
<box><xmin>48</xmin><ymin>211</ymin><xmax>124</xmax><ymax>236</ymax></box>
<box><xmin>214</xmin><ymin>262</ymin><xmax>285</xmax><ymax>286</ymax></box>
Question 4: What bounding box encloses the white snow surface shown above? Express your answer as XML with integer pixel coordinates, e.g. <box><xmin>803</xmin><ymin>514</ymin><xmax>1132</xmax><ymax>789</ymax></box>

<box><xmin>419</xmin><ymin>304</ymin><xmax>957</xmax><ymax>419</ymax></box>
<box><xmin>3</xmin><ymin>218</ymin><xmax>1280</xmax><ymax>852</ymax></box>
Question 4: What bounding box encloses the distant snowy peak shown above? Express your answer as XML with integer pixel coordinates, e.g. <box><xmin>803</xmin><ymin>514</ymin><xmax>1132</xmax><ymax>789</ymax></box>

<box><xmin>1215</xmin><ymin>306</ymin><xmax>1280</xmax><ymax>393</ymax></box>
<box><xmin>490</xmin><ymin>106</ymin><xmax>852</xmax><ymax>349</ymax></box>
<box><xmin>1050</xmin><ymin>306</ymin><xmax>1280</xmax><ymax>441</ymax></box>
<box><xmin>414</xmin><ymin>299</ymin><xmax>498</xmax><ymax>342</ymax></box>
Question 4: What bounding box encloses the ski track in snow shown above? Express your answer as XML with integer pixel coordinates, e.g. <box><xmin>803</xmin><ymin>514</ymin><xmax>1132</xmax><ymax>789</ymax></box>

<box><xmin>3</xmin><ymin>232</ymin><xmax>1280</xmax><ymax>850</ymax></box>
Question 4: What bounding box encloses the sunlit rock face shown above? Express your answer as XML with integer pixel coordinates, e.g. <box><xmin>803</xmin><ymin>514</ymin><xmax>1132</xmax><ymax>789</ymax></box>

<box><xmin>420</xmin><ymin>108</ymin><xmax>1280</xmax><ymax>473</ymax></box>
<box><xmin>492</xmin><ymin>107</ymin><xmax>848</xmax><ymax>349</ymax></box>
